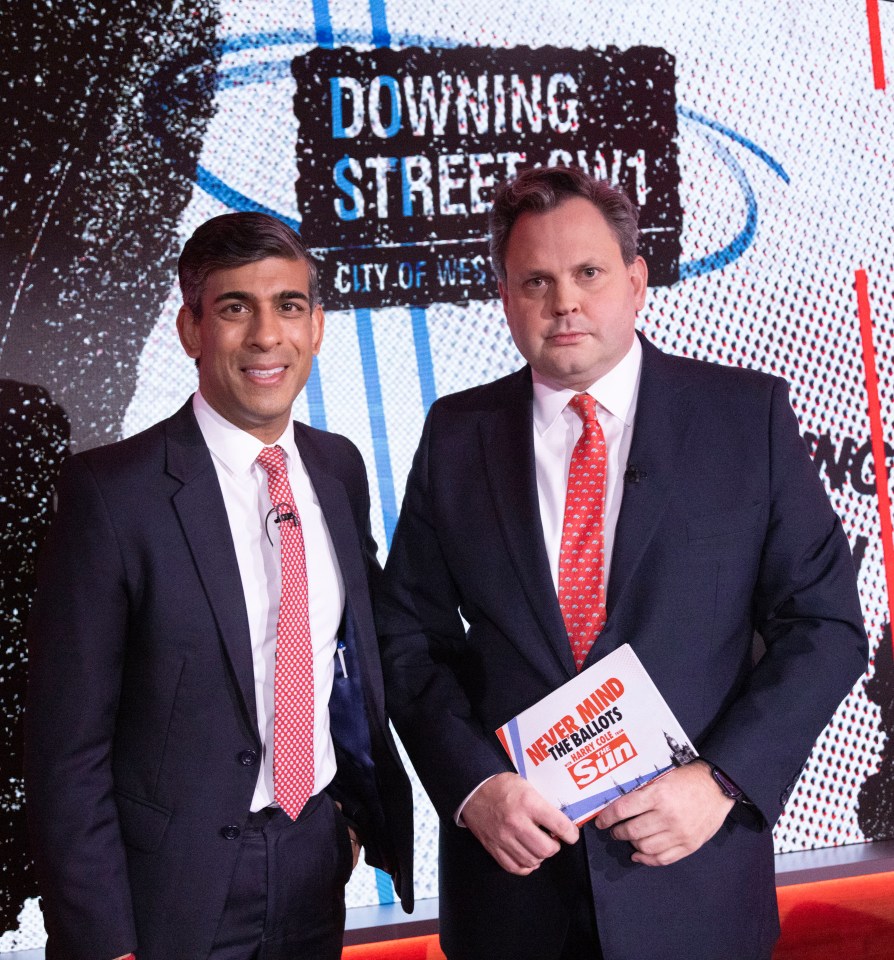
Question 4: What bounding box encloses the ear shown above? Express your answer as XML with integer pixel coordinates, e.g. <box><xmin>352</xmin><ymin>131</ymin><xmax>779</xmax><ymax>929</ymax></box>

<box><xmin>311</xmin><ymin>304</ymin><xmax>325</xmax><ymax>356</ymax></box>
<box><xmin>176</xmin><ymin>305</ymin><xmax>201</xmax><ymax>360</ymax></box>
<box><xmin>628</xmin><ymin>256</ymin><xmax>649</xmax><ymax>311</ymax></box>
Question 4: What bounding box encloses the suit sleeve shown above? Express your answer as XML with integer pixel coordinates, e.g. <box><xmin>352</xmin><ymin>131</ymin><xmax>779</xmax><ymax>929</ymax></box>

<box><xmin>698</xmin><ymin>378</ymin><xmax>868</xmax><ymax>825</ymax></box>
<box><xmin>25</xmin><ymin>455</ymin><xmax>137</xmax><ymax>960</ymax></box>
<box><xmin>377</xmin><ymin>410</ymin><xmax>514</xmax><ymax>821</ymax></box>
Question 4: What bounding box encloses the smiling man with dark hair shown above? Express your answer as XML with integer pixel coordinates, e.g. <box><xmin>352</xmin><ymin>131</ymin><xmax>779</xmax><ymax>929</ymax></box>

<box><xmin>26</xmin><ymin>212</ymin><xmax>413</xmax><ymax>960</ymax></box>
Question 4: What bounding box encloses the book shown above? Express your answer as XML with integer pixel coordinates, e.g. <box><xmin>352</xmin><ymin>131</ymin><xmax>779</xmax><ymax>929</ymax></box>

<box><xmin>495</xmin><ymin>643</ymin><xmax>698</xmax><ymax>825</ymax></box>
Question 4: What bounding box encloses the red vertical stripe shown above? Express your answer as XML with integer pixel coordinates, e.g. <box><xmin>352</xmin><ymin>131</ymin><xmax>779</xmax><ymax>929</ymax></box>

<box><xmin>867</xmin><ymin>0</ymin><xmax>887</xmax><ymax>90</ymax></box>
<box><xmin>856</xmin><ymin>269</ymin><xmax>894</xmax><ymax>652</ymax></box>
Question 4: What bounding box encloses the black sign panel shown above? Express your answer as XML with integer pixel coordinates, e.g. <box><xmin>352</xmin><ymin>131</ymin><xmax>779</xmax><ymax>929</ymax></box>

<box><xmin>293</xmin><ymin>45</ymin><xmax>681</xmax><ymax>310</ymax></box>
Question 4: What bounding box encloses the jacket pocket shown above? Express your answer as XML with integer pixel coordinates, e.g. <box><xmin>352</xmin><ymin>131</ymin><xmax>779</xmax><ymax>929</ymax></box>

<box><xmin>115</xmin><ymin>790</ymin><xmax>171</xmax><ymax>853</ymax></box>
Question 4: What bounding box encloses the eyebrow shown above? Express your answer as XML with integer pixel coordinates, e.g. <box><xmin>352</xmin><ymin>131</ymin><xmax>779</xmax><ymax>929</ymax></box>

<box><xmin>519</xmin><ymin>259</ymin><xmax>602</xmax><ymax>277</ymax></box>
<box><xmin>213</xmin><ymin>290</ymin><xmax>310</xmax><ymax>304</ymax></box>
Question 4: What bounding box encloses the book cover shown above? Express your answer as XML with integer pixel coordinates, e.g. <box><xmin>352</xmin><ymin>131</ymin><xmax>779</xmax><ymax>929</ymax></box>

<box><xmin>495</xmin><ymin>644</ymin><xmax>698</xmax><ymax>825</ymax></box>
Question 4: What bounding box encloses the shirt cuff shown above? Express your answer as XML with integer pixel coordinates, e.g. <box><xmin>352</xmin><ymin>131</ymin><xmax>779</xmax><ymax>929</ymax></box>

<box><xmin>454</xmin><ymin>774</ymin><xmax>499</xmax><ymax>826</ymax></box>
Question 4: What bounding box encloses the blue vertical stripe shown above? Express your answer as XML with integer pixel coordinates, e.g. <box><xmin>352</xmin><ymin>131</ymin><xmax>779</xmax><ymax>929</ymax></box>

<box><xmin>311</xmin><ymin>0</ymin><xmax>334</xmax><ymax>47</ymax></box>
<box><xmin>369</xmin><ymin>0</ymin><xmax>391</xmax><ymax>47</ymax></box>
<box><xmin>507</xmin><ymin>718</ymin><xmax>527</xmax><ymax>779</ymax></box>
<box><xmin>354</xmin><ymin>0</ymin><xmax>398</xmax><ymax>906</ymax></box>
<box><xmin>374</xmin><ymin>868</ymin><xmax>396</xmax><ymax>904</ymax></box>
<box><xmin>410</xmin><ymin>307</ymin><xmax>438</xmax><ymax>414</ymax></box>
<box><xmin>354</xmin><ymin>308</ymin><xmax>399</xmax><ymax>549</ymax></box>
<box><xmin>305</xmin><ymin>359</ymin><xmax>327</xmax><ymax>430</ymax></box>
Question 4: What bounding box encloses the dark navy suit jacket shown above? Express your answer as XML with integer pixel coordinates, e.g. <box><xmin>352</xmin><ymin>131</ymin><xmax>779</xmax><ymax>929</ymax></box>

<box><xmin>378</xmin><ymin>334</ymin><xmax>866</xmax><ymax>960</ymax></box>
<box><xmin>26</xmin><ymin>400</ymin><xmax>413</xmax><ymax>960</ymax></box>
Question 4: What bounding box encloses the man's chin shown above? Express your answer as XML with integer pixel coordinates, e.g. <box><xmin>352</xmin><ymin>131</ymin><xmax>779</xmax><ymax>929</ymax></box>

<box><xmin>534</xmin><ymin>362</ymin><xmax>600</xmax><ymax>393</ymax></box>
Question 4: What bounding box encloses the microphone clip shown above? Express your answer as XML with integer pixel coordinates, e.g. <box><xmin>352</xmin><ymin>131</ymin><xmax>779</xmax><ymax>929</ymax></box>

<box><xmin>274</xmin><ymin>503</ymin><xmax>298</xmax><ymax>527</ymax></box>
<box><xmin>264</xmin><ymin>503</ymin><xmax>299</xmax><ymax>546</ymax></box>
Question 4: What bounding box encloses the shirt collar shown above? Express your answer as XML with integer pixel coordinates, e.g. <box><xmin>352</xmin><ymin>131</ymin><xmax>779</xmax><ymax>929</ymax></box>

<box><xmin>532</xmin><ymin>334</ymin><xmax>643</xmax><ymax>435</ymax></box>
<box><xmin>192</xmin><ymin>390</ymin><xmax>299</xmax><ymax>477</ymax></box>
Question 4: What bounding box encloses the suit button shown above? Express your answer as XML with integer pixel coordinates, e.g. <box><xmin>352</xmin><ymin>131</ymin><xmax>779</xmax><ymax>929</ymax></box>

<box><xmin>238</xmin><ymin>749</ymin><xmax>258</xmax><ymax>766</ymax></box>
<box><xmin>221</xmin><ymin>825</ymin><xmax>241</xmax><ymax>840</ymax></box>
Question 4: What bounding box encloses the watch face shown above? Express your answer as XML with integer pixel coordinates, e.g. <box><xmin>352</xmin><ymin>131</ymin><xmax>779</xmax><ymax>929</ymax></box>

<box><xmin>712</xmin><ymin>766</ymin><xmax>742</xmax><ymax>800</ymax></box>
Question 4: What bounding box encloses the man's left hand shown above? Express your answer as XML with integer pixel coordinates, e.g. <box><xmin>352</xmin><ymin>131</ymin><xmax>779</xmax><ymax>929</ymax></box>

<box><xmin>594</xmin><ymin>760</ymin><xmax>734</xmax><ymax>866</ymax></box>
<box><xmin>334</xmin><ymin>799</ymin><xmax>362</xmax><ymax>870</ymax></box>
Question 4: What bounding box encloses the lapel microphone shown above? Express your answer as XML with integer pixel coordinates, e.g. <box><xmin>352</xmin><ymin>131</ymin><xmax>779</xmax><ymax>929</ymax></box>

<box><xmin>273</xmin><ymin>502</ymin><xmax>298</xmax><ymax>526</ymax></box>
<box><xmin>264</xmin><ymin>503</ymin><xmax>299</xmax><ymax>546</ymax></box>
<box><xmin>624</xmin><ymin>464</ymin><xmax>646</xmax><ymax>484</ymax></box>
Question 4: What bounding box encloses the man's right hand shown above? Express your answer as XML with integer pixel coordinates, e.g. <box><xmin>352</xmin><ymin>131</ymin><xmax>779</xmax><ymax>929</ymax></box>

<box><xmin>460</xmin><ymin>772</ymin><xmax>579</xmax><ymax>875</ymax></box>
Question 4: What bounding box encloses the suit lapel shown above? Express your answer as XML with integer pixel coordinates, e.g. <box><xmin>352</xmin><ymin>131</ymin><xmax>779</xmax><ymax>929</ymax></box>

<box><xmin>599</xmin><ymin>336</ymin><xmax>693</xmax><ymax>653</ymax></box>
<box><xmin>479</xmin><ymin>370</ymin><xmax>577</xmax><ymax>679</ymax></box>
<box><xmin>294</xmin><ymin>425</ymin><xmax>369</xmax><ymax>624</ymax></box>
<box><xmin>165</xmin><ymin>402</ymin><xmax>258</xmax><ymax>735</ymax></box>
<box><xmin>295</xmin><ymin>426</ymin><xmax>387</xmax><ymax>718</ymax></box>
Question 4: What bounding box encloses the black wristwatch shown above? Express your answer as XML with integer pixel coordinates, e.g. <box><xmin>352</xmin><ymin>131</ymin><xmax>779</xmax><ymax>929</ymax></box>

<box><xmin>709</xmin><ymin>764</ymin><xmax>749</xmax><ymax>804</ymax></box>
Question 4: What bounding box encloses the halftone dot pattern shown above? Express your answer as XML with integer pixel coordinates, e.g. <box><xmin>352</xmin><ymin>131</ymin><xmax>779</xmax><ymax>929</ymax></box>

<box><xmin>4</xmin><ymin>0</ymin><xmax>890</xmax><ymax>941</ymax></box>
<box><xmin>127</xmin><ymin>0</ymin><xmax>889</xmax><ymax>893</ymax></box>
<box><xmin>427</xmin><ymin>299</ymin><xmax>521</xmax><ymax>394</ymax></box>
<box><xmin>559</xmin><ymin>395</ymin><xmax>608</xmax><ymax>670</ymax></box>
<box><xmin>0</xmin><ymin>898</ymin><xmax>44</xmax><ymax>952</ymax></box>
<box><xmin>256</xmin><ymin>446</ymin><xmax>316</xmax><ymax>821</ymax></box>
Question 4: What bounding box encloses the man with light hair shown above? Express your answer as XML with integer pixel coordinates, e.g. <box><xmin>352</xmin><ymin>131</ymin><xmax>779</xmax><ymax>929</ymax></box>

<box><xmin>378</xmin><ymin>166</ymin><xmax>866</xmax><ymax>960</ymax></box>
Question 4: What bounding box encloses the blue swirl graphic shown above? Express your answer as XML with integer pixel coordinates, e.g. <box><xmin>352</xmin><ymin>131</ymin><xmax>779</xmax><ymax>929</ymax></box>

<box><xmin>678</xmin><ymin>130</ymin><xmax>758</xmax><ymax>280</ymax></box>
<box><xmin>677</xmin><ymin>105</ymin><xmax>790</xmax><ymax>185</ymax></box>
<box><xmin>194</xmin><ymin>167</ymin><xmax>303</xmax><ymax>231</ymax></box>
<box><xmin>675</xmin><ymin>105</ymin><xmax>788</xmax><ymax>279</ymax></box>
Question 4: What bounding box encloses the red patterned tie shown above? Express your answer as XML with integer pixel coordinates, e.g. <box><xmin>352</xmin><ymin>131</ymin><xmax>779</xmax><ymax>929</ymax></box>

<box><xmin>558</xmin><ymin>394</ymin><xmax>608</xmax><ymax>670</ymax></box>
<box><xmin>256</xmin><ymin>445</ymin><xmax>315</xmax><ymax>820</ymax></box>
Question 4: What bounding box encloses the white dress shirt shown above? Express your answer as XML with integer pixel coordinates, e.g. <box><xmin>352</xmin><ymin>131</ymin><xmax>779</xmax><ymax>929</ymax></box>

<box><xmin>532</xmin><ymin>334</ymin><xmax>643</xmax><ymax>596</ymax></box>
<box><xmin>457</xmin><ymin>336</ymin><xmax>643</xmax><ymax>823</ymax></box>
<box><xmin>193</xmin><ymin>391</ymin><xmax>344</xmax><ymax>811</ymax></box>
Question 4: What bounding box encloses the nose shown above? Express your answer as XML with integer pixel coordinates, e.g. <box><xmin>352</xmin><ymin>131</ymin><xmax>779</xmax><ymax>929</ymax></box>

<box><xmin>550</xmin><ymin>276</ymin><xmax>580</xmax><ymax>317</ymax></box>
<box><xmin>247</xmin><ymin>305</ymin><xmax>282</xmax><ymax>349</ymax></box>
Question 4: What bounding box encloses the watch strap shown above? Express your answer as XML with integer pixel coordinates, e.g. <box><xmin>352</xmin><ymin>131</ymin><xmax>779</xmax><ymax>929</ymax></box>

<box><xmin>710</xmin><ymin>763</ymin><xmax>748</xmax><ymax>803</ymax></box>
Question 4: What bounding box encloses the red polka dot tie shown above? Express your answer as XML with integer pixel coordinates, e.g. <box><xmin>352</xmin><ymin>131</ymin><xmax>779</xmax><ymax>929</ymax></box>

<box><xmin>256</xmin><ymin>445</ymin><xmax>315</xmax><ymax>820</ymax></box>
<box><xmin>558</xmin><ymin>394</ymin><xmax>608</xmax><ymax>671</ymax></box>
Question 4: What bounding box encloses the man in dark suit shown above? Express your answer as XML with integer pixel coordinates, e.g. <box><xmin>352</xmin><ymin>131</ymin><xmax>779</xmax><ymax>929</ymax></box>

<box><xmin>377</xmin><ymin>167</ymin><xmax>867</xmax><ymax>960</ymax></box>
<box><xmin>25</xmin><ymin>212</ymin><xmax>413</xmax><ymax>960</ymax></box>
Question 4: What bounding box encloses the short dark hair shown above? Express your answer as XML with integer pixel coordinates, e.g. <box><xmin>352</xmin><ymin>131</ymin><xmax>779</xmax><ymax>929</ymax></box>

<box><xmin>488</xmin><ymin>166</ymin><xmax>640</xmax><ymax>282</ymax></box>
<box><xmin>178</xmin><ymin>212</ymin><xmax>320</xmax><ymax>316</ymax></box>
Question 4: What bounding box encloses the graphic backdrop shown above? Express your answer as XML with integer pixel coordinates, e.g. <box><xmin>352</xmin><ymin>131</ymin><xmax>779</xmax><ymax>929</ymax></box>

<box><xmin>2</xmin><ymin>0</ymin><xmax>892</xmax><ymax>950</ymax></box>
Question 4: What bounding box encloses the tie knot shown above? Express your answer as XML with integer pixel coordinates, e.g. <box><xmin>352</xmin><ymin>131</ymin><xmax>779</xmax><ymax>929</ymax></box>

<box><xmin>256</xmin><ymin>445</ymin><xmax>287</xmax><ymax>476</ymax></box>
<box><xmin>568</xmin><ymin>393</ymin><xmax>598</xmax><ymax>425</ymax></box>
